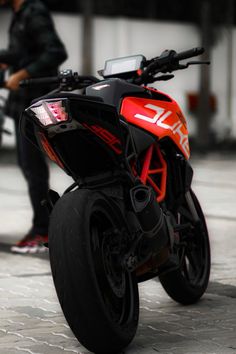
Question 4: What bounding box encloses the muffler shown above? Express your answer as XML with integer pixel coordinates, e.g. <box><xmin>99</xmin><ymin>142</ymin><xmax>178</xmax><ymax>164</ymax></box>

<box><xmin>130</xmin><ymin>185</ymin><xmax>169</xmax><ymax>257</ymax></box>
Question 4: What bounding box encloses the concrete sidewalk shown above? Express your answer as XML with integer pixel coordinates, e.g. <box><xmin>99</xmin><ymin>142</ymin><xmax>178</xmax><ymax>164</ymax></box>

<box><xmin>0</xmin><ymin>152</ymin><xmax>236</xmax><ymax>354</ymax></box>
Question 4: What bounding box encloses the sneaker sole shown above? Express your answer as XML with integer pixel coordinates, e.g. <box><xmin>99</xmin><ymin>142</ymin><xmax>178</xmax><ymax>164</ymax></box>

<box><xmin>11</xmin><ymin>245</ymin><xmax>48</xmax><ymax>254</ymax></box>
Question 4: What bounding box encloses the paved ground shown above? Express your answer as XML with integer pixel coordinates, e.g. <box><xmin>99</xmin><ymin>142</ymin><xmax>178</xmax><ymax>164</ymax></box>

<box><xmin>0</xmin><ymin>150</ymin><xmax>236</xmax><ymax>354</ymax></box>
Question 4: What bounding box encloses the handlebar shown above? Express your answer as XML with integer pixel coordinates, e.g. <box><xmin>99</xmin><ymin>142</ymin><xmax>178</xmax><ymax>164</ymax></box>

<box><xmin>135</xmin><ymin>47</ymin><xmax>206</xmax><ymax>84</ymax></box>
<box><xmin>19</xmin><ymin>47</ymin><xmax>207</xmax><ymax>90</ymax></box>
<box><xmin>173</xmin><ymin>47</ymin><xmax>204</xmax><ymax>61</ymax></box>
<box><xmin>149</xmin><ymin>48</ymin><xmax>204</xmax><ymax>74</ymax></box>
<box><xmin>20</xmin><ymin>76</ymin><xmax>60</xmax><ymax>87</ymax></box>
<box><xmin>20</xmin><ymin>70</ymin><xmax>100</xmax><ymax>90</ymax></box>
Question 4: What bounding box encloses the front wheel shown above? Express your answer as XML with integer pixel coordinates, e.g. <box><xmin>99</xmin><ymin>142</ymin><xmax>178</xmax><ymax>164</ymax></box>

<box><xmin>49</xmin><ymin>189</ymin><xmax>139</xmax><ymax>353</ymax></box>
<box><xmin>159</xmin><ymin>190</ymin><xmax>211</xmax><ymax>305</ymax></box>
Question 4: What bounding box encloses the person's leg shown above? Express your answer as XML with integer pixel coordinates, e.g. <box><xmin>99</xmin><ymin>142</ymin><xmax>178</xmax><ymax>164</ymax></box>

<box><xmin>13</xmin><ymin>119</ymin><xmax>49</xmax><ymax>249</ymax></box>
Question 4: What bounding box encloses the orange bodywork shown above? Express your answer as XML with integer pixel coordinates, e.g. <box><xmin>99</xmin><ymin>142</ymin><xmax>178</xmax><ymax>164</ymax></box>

<box><xmin>120</xmin><ymin>94</ymin><xmax>190</xmax><ymax>160</ymax></box>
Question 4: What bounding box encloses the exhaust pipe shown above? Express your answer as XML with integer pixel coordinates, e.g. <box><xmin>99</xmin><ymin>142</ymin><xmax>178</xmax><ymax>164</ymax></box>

<box><xmin>130</xmin><ymin>185</ymin><xmax>169</xmax><ymax>256</ymax></box>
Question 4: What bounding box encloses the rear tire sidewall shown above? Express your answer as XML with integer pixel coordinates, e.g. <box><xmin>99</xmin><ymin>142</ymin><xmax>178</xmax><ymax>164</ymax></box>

<box><xmin>49</xmin><ymin>189</ymin><xmax>139</xmax><ymax>353</ymax></box>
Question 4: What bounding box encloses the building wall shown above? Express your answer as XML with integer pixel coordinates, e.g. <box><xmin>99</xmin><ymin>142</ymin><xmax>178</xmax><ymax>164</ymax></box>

<box><xmin>0</xmin><ymin>11</ymin><xmax>235</xmax><ymax>139</ymax></box>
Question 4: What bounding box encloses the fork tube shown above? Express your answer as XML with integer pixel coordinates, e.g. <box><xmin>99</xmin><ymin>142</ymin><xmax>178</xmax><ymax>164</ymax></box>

<box><xmin>185</xmin><ymin>191</ymin><xmax>199</xmax><ymax>222</ymax></box>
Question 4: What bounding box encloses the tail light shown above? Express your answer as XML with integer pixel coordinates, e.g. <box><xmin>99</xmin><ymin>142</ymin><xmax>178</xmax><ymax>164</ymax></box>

<box><xmin>29</xmin><ymin>99</ymin><xmax>68</xmax><ymax>127</ymax></box>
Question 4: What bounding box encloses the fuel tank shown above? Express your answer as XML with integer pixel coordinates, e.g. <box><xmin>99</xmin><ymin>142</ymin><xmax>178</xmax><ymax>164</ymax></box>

<box><xmin>120</xmin><ymin>90</ymin><xmax>190</xmax><ymax>159</ymax></box>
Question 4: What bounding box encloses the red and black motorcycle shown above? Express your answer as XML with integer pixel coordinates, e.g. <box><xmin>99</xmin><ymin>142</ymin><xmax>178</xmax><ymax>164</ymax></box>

<box><xmin>21</xmin><ymin>47</ymin><xmax>211</xmax><ymax>354</ymax></box>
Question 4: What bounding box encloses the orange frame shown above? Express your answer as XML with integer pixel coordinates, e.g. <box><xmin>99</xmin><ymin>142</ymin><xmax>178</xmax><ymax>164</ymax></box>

<box><xmin>139</xmin><ymin>143</ymin><xmax>167</xmax><ymax>202</ymax></box>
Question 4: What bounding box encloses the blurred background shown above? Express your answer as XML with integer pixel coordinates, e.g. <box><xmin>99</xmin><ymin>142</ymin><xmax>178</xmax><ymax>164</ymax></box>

<box><xmin>0</xmin><ymin>0</ymin><xmax>236</xmax><ymax>151</ymax></box>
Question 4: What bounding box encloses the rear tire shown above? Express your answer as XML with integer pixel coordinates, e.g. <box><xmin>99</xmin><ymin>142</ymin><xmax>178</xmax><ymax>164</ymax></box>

<box><xmin>49</xmin><ymin>189</ymin><xmax>139</xmax><ymax>353</ymax></box>
<box><xmin>159</xmin><ymin>190</ymin><xmax>211</xmax><ymax>305</ymax></box>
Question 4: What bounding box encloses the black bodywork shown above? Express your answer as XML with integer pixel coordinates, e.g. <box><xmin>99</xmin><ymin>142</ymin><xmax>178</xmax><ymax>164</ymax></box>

<box><xmin>86</xmin><ymin>78</ymin><xmax>172</xmax><ymax>107</ymax></box>
<box><xmin>21</xmin><ymin>79</ymin><xmax>160</xmax><ymax>179</ymax></box>
<box><xmin>21</xmin><ymin>78</ymin><xmax>191</xmax><ymax>200</ymax></box>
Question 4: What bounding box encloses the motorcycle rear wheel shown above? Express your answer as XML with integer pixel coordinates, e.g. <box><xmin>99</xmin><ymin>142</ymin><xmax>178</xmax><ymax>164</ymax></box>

<box><xmin>49</xmin><ymin>189</ymin><xmax>139</xmax><ymax>353</ymax></box>
<box><xmin>159</xmin><ymin>190</ymin><xmax>211</xmax><ymax>305</ymax></box>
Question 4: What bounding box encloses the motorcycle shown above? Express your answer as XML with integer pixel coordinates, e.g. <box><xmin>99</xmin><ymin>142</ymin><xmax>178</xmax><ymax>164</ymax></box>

<box><xmin>20</xmin><ymin>47</ymin><xmax>211</xmax><ymax>354</ymax></box>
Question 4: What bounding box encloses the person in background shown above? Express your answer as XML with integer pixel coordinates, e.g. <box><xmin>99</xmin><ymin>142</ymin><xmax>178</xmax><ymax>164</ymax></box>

<box><xmin>0</xmin><ymin>0</ymin><xmax>67</xmax><ymax>253</ymax></box>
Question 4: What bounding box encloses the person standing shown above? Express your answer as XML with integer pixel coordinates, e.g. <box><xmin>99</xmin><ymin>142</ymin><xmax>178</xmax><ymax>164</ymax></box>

<box><xmin>0</xmin><ymin>0</ymin><xmax>67</xmax><ymax>253</ymax></box>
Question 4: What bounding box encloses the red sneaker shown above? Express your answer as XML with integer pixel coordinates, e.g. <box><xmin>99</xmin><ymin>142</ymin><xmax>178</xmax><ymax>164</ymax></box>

<box><xmin>11</xmin><ymin>234</ymin><xmax>48</xmax><ymax>254</ymax></box>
